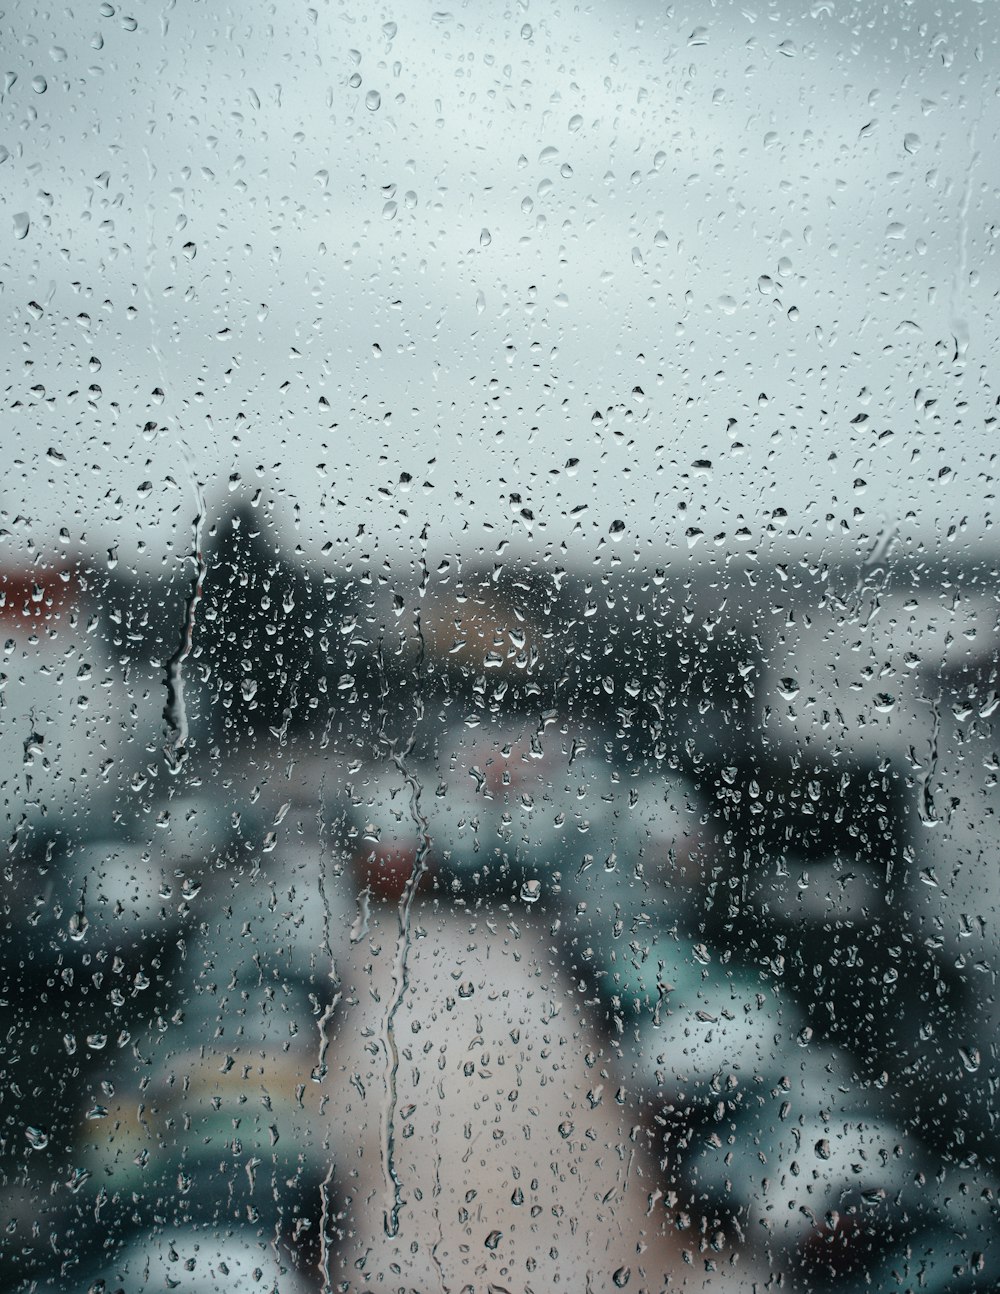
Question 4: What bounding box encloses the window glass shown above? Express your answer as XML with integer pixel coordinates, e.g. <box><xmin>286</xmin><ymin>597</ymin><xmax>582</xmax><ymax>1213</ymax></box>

<box><xmin>2</xmin><ymin>2</ymin><xmax>998</xmax><ymax>1290</ymax></box>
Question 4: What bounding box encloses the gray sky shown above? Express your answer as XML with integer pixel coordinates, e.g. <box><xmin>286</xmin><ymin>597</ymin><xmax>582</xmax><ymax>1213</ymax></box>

<box><xmin>2</xmin><ymin>0</ymin><xmax>998</xmax><ymax>575</ymax></box>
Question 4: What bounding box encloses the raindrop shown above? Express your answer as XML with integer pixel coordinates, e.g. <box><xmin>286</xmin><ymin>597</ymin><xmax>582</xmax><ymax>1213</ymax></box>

<box><xmin>520</xmin><ymin>879</ymin><xmax>541</xmax><ymax>903</ymax></box>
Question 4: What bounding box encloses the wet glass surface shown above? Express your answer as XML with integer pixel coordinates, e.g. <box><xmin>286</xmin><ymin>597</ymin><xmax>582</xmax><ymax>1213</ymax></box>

<box><xmin>2</xmin><ymin>3</ymin><xmax>999</xmax><ymax>1290</ymax></box>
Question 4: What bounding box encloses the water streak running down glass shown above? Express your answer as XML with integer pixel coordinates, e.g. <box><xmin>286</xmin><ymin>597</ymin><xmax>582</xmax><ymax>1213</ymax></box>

<box><xmin>1</xmin><ymin>2</ymin><xmax>998</xmax><ymax>1290</ymax></box>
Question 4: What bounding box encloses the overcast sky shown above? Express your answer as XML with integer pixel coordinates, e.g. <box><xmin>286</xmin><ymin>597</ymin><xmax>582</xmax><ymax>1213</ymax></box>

<box><xmin>2</xmin><ymin>0</ymin><xmax>998</xmax><ymax>577</ymax></box>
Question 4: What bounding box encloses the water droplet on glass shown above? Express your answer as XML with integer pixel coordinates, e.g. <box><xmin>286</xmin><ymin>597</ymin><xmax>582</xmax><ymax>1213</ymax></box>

<box><xmin>365</xmin><ymin>89</ymin><xmax>381</xmax><ymax>111</ymax></box>
<box><xmin>13</xmin><ymin>212</ymin><xmax>29</xmax><ymax>240</ymax></box>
